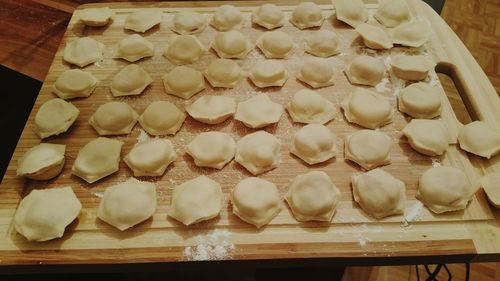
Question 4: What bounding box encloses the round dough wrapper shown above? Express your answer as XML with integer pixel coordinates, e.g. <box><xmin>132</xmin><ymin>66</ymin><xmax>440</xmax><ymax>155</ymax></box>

<box><xmin>398</xmin><ymin>82</ymin><xmax>442</xmax><ymax>118</ymax></box>
<box><xmin>52</xmin><ymin>69</ymin><xmax>98</xmax><ymax>100</ymax></box>
<box><xmin>115</xmin><ymin>34</ymin><xmax>154</xmax><ymax>62</ymax></box>
<box><xmin>34</xmin><ymin>98</ymin><xmax>80</xmax><ymax>139</ymax></box>
<box><xmin>355</xmin><ymin>23</ymin><xmax>393</xmax><ymax>50</ymax></box>
<box><xmin>403</xmin><ymin>119</ymin><xmax>449</xmax><ymax>156</ymax></box>
<box><xmin>334</xmin><ymin>0</ymin><xmax>368</xmax><ymax>28</ymax></box>
<box><xmin>138</xmin><ymin>101</ymin><xmax>185</xmax><ymax>136</ymax></box>
<box><xmin>78</xmin><ymin>7</ymin><xmax>115</xmax><ymax>27</ymax></box>
<box><xmin>124</xmin><ymin>138</ymin><xmax>177</xmax><ymax>176</ymax></box>
<box><xmin>249</xmin><ymin>60</ymin><xmax>288</xmax><ymax>88</ymax></box>
<box><xmin>481</xmin><ymin>173</ymin><xmax>500</xmax><ymax>209</ymax></box>
<box><xmin>171</xmin><ymin>11</ymin><xmax>208</xmax><ymax>34</ymax></box>
<box><xmin>235</xmin><ymin>131</ymin><xmax>280</xmax><ymax>175</ymax></box>
<box><xmin>252</xmin><ymin>3</ymin><xmax>285</xmax><ymax>30</ymax></box>
<box><xmin>390</xmin><ymin>54</ymin><xmax>435</xmax><ymax>81</ymax></box>
<box><xmin>211</xmin><ymin>5</ymin><xmax>244</xmax><ymax>31</ymax></box>
<box><xmin>341</xmin><ymin>88</ymin><xmax>393</xmax><ymax>129</ymax></box>
<box><xmin>163</xmin><ymin>35</ymin><xmax>206</xmax><ymax>65</ymax></box>
<box><xmin>124</xmin><ymin>10</ymin><xmax>162</xmax><ymax>33</ymax></box>
<box><xmin>212</xmin><ymin>30</ymin><xmax>252</xmax><ymax>59</ymax></box>
<box><xmin>290</xmin><ymin>2</ymin><xmax>324</xmax><ymax>29</ymax></box>
<box><xmin>235</xmin><ymin>94</ymin><xmax>283</xmax><ymax>129</ymax></box>
<box><xmin>204</xmin><ymin>58</ymin><xmax>243</xmax><ymax>88</ymax></box>
<box><xmin>291</xmin><ymin>124</ymin><xmax>337</xmax><ymax>165</ymax></box>
<box><xmin>186</xmin><ymin>95</ymin><xmax>235</xmax><ymax>124</ymax></box>
<box><xmin>110</xmin><ymin>64</ymin><xmax>153</xmax><ymax>97</ymax></box>
<box><xmin>89</xmin><ymin>101</ymin><xmax>138</xmax><ymax>136</ymax></box>
<box><xmin>374</xmin><ymin>0</ymin><xmax>412</xmax><ymax>27</ymax></box>
<box><xmin>286</xmin><ymin>89</ymin><xmax>336</xmax><ymax>124</ymax></box>
<box><xmin>345</xmin><ymin>129</ymin><xmax>392</xmax><ymax>170</ymax></box>
<box><xmin>63</xmin><ymin>37</ymin><xmax>105</xmax><ymax>67</ymax></box>
<box><xmin>297</xmin><ymin>57</ymin><xmax>336</xmax><ymax>88</ymax></box>
<box><xmin>186</xmin><ymin>132</ymin><xmax>236</xmax><ymax>169</ymax></box>
<box><xmin>305</xmin><ymin>30</ymin><xmax>341</xmax><ymax>57</ymax></box>
<box><xmin>458</xmin><ymin>121</ymin><xmax>500</xmax><ymax>159</ymax></box>
<box><xmin>16</xmin><ymin>143</ymin><xmax>65</xmax><ymax>180</ymax></box>
<box><xmin>256</xmin><ymin>31</ymin><xmax>294</xmax><ymax>59</ymax></box>
<box><xmin>345</xmin><ymin>55</ymin><xmax>385</xmax><ymax>86</ymax></box>
<box><xmin>391</xmin><ymin>20</ymin><xmax>431</xmax><ymax>48</ymax></box>
<box><xmin>162</xmin><ymin>66</ymin><xmax>205</xmax><ymax>99</ymax></box>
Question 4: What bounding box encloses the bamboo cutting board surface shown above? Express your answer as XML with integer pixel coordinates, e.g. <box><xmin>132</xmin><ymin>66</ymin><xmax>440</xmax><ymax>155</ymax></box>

<box><xmin>0</xmin><ymin>0</ymin><xmax>499</xmax><ymax>267</ymax></box>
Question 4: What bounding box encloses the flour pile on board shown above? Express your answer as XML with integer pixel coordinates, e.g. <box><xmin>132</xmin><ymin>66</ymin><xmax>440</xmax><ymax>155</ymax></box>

<box><xmin>136</xmin><ymin>129</ymin><xmax>150</xmax><ymax>143</ymax></box>
<box><xmin>183</xmin><ymin>229</ymin><xmax>235</xmax><ymax>261</ymax></box>
<box><xmin>375</xmin><ymin>77</ymin><xmax>390</xmax><ymax>93</ymax></box>
<box><xmin>401</xmin><ymin>201</ymin><xmax>424</xmax><ymax>231</ymax></box>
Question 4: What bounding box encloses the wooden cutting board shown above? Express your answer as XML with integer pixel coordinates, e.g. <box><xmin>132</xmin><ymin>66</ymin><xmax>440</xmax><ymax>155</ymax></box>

<box><xmin>0</xmin><ymin>0</ymin><xmax>499</xmax><ymax>268</ymax></box>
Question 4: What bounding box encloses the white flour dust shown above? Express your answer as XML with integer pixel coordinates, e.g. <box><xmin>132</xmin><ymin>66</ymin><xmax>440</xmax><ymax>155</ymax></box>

<box><xmin>401</xmin><ymin>201</ymin><xmax>424</xmax><ymax>231</ymax></box>
<box><xmin>183</xmin><ymin>229</ymin><xmax>235</xmax><ymax>261</ymax></box>
<box><xmin>136</xmin><ymin>129</ymin><xmax>150</xmax><ymax>143</ymax></box>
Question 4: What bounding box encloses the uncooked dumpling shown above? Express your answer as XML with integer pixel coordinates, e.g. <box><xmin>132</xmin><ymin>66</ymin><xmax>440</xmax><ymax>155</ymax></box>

<box><xmin>285</xmin><ymin>171</ymin><xmax>341</xmax><ymax>222</ymax></box>
<box><xmin>398</xmin><ymin>82</ymin><xmax>442</xmax><ymax>118</ymax></box>
<box><xmin>52</xmin><ymin>69</ymin><xmax>98</xmax><ymax>100</ymax></box>
<box><xmin>124</xmin><ymin>10</ymin><xmax>162</xmax><ymax>33</ymax></box>
<box><xmin>235</xmin><ymin>131</ymin><xmax>280</xmax><ymax>175</ymax></box>
<box><xmin>17</xmin><ymin>143</ymin><xmax>65</xmax><ymax>180</ymax></box>
<box><xmin>162</xmin><ymin>66</ymin><xmax>205</xmax><ymax>99</ymax></box>
<box><xmin>403</xmin><ymin>119</ymin><xmax>450</xmax><ymax>156</ymax></box>
<box><xmin>391</xmin><ymin>20</ymin><xmax>431</xmax><ymax>47</ymax></box>
<box><xmin>78</xmin><ymin>7</ymin><xmax>114</xmax><ymax>27</ymax></box>
<box><xmin>14</xmin><ymin>186</ymin><xmax>81</xmax><ymax>242</ymax></box>
<box><xmin>334</xmin><ymin>0</ymin><xmax>368</xmax><ymax>28</ymax></box>
<box><xmin>352</xmin><ymin>168</ymin><xmax>406</xmax><ymax>219</ymax></box>
<box><xmin>168</xmin><ymin>176</ymin><xmax>222</xmax><ymax>226</ymax></box>
<box><xmin>163</xmin><ymin>35</ymin><xmax>206</xmax><ymax>65</ymax></box>
<box><xmin>72</xmin><ymin>137</ymin><xmax>123</xmax><ymax>183</ymax></box>
<box><xmin>211</xmin><ymin>5</ymin><xmax>244</xmax><ymax>31</ymax></box>
<box><xmin>34</xmin><ymin>98</ymin><xmax>79</xmax><ymax>139</ymax></box>
<box><xmin>63</xmin><ymin>37</ymin><xmax>104</xmax><ymax>67</ymax></box>
<box><xmin>297</xmin><ymin>57</ymin><xmax>335</xmax><ymax>88</ymax></box>
<box><xmin>139</xmin><ymin>101</ymin><xmax>185</xmax><ymax>136</ymax></box>
<box><xmin>186</xmin><ymin>95</ymin><xmax>235</xmax><ymax>124</ymax></box>
<box><xmin>249</xmin><ymin>60</ymin><xmax>288</xmax><ymax>88</ymax></box>
<box><xmin>341</xmin><ymin>88</ymin><xmax>393</xmax><ymax>129</ymax></box>
<box><xmin>186</xmin><ymin>132</ymin><xmax>236</xmax><ymax>169</ymax></box>
<box><xmin>286</xmin><ymin>89</ymin><xmax>336</xmax><ymax>124</ymax></box>
<box><xmin>204</xmin><ymin>58</ymin><xmax>243</xmax><ymax>88</ymax></box>
<box><xmin>458</xmin><ymin>121</ymin><xmax>500</xmax><ymax>159</ymax></box>
<box><xmin>110</xmin><ymin>64</ymin><xmax>152</xmax><ymax>97</ymax></box>
<box><xmin>417</xmin><ymin>166</ymin><xmax>474</xmax><ymax>213</ymax></box>
<box><xmin>291</xmin><ymin>124</ymin><xmax>337</xmax><ymax>165</ymax></box>
<box><xmin>231</xmin><ymin>177</ymin><xmax>282</xmax><ymax>228</ymax></box>
<box><xmin>115</xmin><ymin>34</ymin><xmax>154</xmax><ymax>62</ymax></box>
<box><xmin>304</xmin><ymin>30</ymin><xmax>341</xmax><ymax>57</ymax></box>
<box><xmin>256</xmin><ymin>31</ymin><xmax>294</xmax><ymax>59</ymax></box>
<box><xmin>212</xmin><ymin>30</ymin><xmax>252</xmax><ymax>59</ymax></box>
<box><xmin>89</xmin><ymin>101</ymin><xmax>138</xmax><ymax>135</ymax></box>
<box><xmin>345</xmin><ymin>129</ymin><xmax>392</xmax><ymax>170</ymax></box>
<box><xmin>252</xmin><ymin>4</ymin><xmax>285</xmax><ymax>30</ymax></box>
<box><xmin>171</xmin><ymin>11</ymin><xmax>208</xmax><ymax>34</ymax></box>
<box><xmin>124</xmin><ymin>139</ymin><xmax>177</xmax><ymax>176</ymax></box>
<box><xmin>374</xmin><ymin>0</ymin><xmax>412</xmax><ymax>28</ymax></box>
<box><xmin>345</xmin><ymin>55</ymin><xmax>385</xmax><ymax>86</ymax></box>
<box><xmin>235</xmin><ymin>94</ymin><xmax>283</xmax><ymax>129</ymax></box>
<box><xmin>355</xmin><ymin>23</ymin><xmax>393</xmax><ymax>50</ymax></box>
<box><xmin>98</xmin><ymin>178</ymin><xmax>156</xmax><ymax>231</ymax></box>
<box><xmin>481</xmin><ymin>173</ymin><xmax>500</xmax><ymax>208</ymax></box>
<box><xmin>290</xmin><ymin>2</ymin><xmax>324</xmax><ymax>29</ymax></box>
<box><xmin>390</xmin><ymin>54</ymin><xmax>435</xmax><ymax>81</ymax></box>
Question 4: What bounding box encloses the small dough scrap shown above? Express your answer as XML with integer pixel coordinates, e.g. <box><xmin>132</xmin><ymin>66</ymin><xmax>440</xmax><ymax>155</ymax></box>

<box><xmin>256</xmin><ymin>31</ymin><xmax>294</xmax><ymax>59</ymax></box>
<box><xmin>355</xmin><ymin>23</ymin><xmax>393</xmax><ymax>50</ymax></box>
<box><xmin>162</xmin><ymin>66</ymin><xmax>205</xmax><ymax>99</ymax></box>
<box><xmin>79</xmin><ymin>7</ymin><xmax>114</xmax><ymax>27</ymax></box>
<box><xmin>186</xmin><ymin>95</ymin><xmax>235</xmax><ymax>124</ymax></box>
<box><xmin>204</xmin><ymin>58</ymin><xmax>243</xmax><ymax>88</ymax></box>
<box><xmin>352</xmin><ymin>168</ymin><xmax>406</xmax><ymax>219</ymax></box>
<box><xmin>235</xmin><ymin>94</ymin><xmax>283</xmax><ymax>129</ymax></box>
<box><xmin>341</xmin><ymin>88</ymin><xmax>393</xmax><ymax>129</ymax></box>
<box><xmin>398</xmin><ymin>82</ymin><xmax>441</xmax><ymax>118</ymax></box>
<box><xmin>235</xmin><ymin>131</ymin><xmax>280</xmax><ymax>175</ymax></box>
<box><xmin>52</xmin><ymin>69</ymin><xmax>98</xmax><ymax>100</ymax></box>
<box><xmin>345</xmin><ymin>129</ymin><xmax>392</xmax><ymax>170</ymax></box>
<box><xmin>186</xmin><ymin>132</ymin><xmax>236</xmax><ymax>169</ymax></box>
<box><xmin>334</xmin><ymin>0</ymin><xmax>368</xmax><ymax>28</ymax></box>
<box><xmin>16</xmin><ymin>143</ymin><xmax>65</xmax><ymax>180</ymax></box>
<box><xmin>212</xmin><ymin>30</ymin><xmax>252</xmax><ymax>59</ymax></box>
<box><xmin>391</xmin><ymin>20</ymin><xmax>431</xmax><ymax>48</ymax></box>
<box><xmin>98</xmin><ymin>178</ymin><xmax>156</xmax><ymax>231</ymax></box>
<box><xmin>252</xmin><ymin>4</ymin><xmax>285</xmax><ymax>30</ymax></box>
<box><xmin>286</xmin><ymin>89</ymin><xmax>336</xmax><ymax>124</ymax></box>
<box><xmin>168</xmin><ymin>176</ymin><xmax>222</xmax><ymax>226</ymax></box>
<box><xmin>305</xmin><ymin>30</ymin><xmax>341</xmax><ymax>57</ymax></box>
<box><xmin>110</xmin><ymin>64</ymin><xmax>152</xmax><ymax>97</ymax></box>
<box><xmin>417</xmin><ymin>166</ymin><xmax>474</xmax><ymax>213</ymax></box>
<box><xmin>231</xmin><ymin>177</ymin><xmax>282</xmax><ymax>228</ymax></box>
<box><xmin>345</xmin><ymin>55</ymin><xmax>385</xmax><ymax>86</ymax></box>
<box><xmin>285</xmin><ymin>171</ymin><xmax>341</xmax><ymax>222</ymax></box>
<box><xmin>89</xmin><ymin>101</ymin><xmax>138</xmax><ymax>136</ymax></box>
<box><xmin>297</xmin><ymin>57</ymin><xmax>335</xmax><ymax>88</ymax></box>
<box><xmin>374</xmin><ymin>0</ymin><xmax>412</xmax><ymax>28</ymax></box>
<box><xmin>14</xmin><ymin>186</ymin><xmax>81</xmax><ymax>242</ymax></box>
<box><xmin>291</xmin><ymin>124</ymin><xmax>337</xmax><ymax>165</ymax></box>
<box><xmin>63</xmin><ymin>37</ymin><xmax>104</xmax><ymax>67</ymax></box>
<box><xmin>115</xmin><ymin>34</ymin><xmax>154</xmax><ymax>62</ymax></box>
<box><xmin>211</xmin><ymin>5</ymin><xmax>244</xmax><ymax>31</ymax></box>
<box><xmin>34</xmin><ymin>98</ymin><xmax>79</xmax><ymax>139</ymax></box>
<box><xmin>390</xmin><ymin>54</ymin><xmax>435</xmax><ymax>81</ymax></box>
<box><xmin>403</xmin><ymin>119</ymin><xmax>450</xmax><ymax>156</ymax></box>
<box><xmin>171</xmin><ymin>11</ymin><xmax>208</xmax><ymax>34</ymax></box>
<box><xmin>124</xmin><ymin>10</ymin><xmax>162</xmax><ymax>33</ymax></box>
<box><xmin>249</xmin><ymin>60</ymin><xmax>288</xmax><ymax>88</ymax></box>
<box><xmin>72</xmin><ymin>137</ymin><xmax>123</xmax><ymax>183</ymax></box>
<box><xmin>139</xmin><ymin>101</ymin><xmax>185</xmax><ymax>136</ymax></box>
<box><xmin>481</xmin><ymin>173</ymin><xmax>500</xmax><ymax>209</ymax></box>
<box><xmin>124</xmin><ymin>139</ymin><xmax>176</xmax><ymax>176</ymax></box>
<box><xmin>290</xmin><ymin>2</ymin><xmax>324</xmax><ymax>29</ymax></box>
<box><xmin>458</xmin><ymin>121</ymin><xmax>500</xmax><ymax>159</ymax></box>
<box><xmin>163</xmin><ymin>35</ymin><xmax>206</xmax><ymax>65</ymax></box>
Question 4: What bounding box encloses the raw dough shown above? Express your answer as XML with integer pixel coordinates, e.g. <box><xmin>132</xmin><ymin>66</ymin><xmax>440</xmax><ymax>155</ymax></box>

<box><xmin>89</xmin><ymin>101</ymin><xmax>138</xmax><ymax>135</ymax></box>
<box><xmin>235</xmin><ymin>94</ymin><xmax>283</xmax><ymax>129</ymax></box>
<box><xmin>290</xmin><ymin>2</ymin><xmax>324</xmax><ymax>29</ymax></box>
<box><xmin>341</xmin><ymin>88</ymin><xmax>393</xmax><ymax>129</ymax></box>
<box><xmin>249</xmin><ymin>60</ymin><xmax>288</xmax><ymax>88</ymax></box>
<box><xmin>138</xmin><ymin>101</ymin><xmax>185</xmax><ymax>136</ymax></box>
<box><xmin>458</xmin><ymin>121</ymin><xmax>500</xmax><ymax>159</ymax></box>
<box><xmin>211</xmin><ymin>30</ymin><xmax>252</xmax><ymax>59</ymax></box>
<box><xmin>374</xmin><ymin>0</ymin><xmax>412</xmax><ymax>27</ymax></box>
<box><xmin>63</xmin><ymin>37</ymin><xmax>104</xmax><ymax>67</ymax></box>
<box><xmin>291</xmin><ymin>124</ymin><xmax>337</xmax><ymax>165</ymax></box>
<box><xmin>390</xmin><ymin>54</ymin><xmax>435</xmax><ymax>81</ymax></box>
<box><xmin>352</xmin><ymin>168</ymin><xmax>406</xmax><ymax>219</ymax></box>
<box><xmin>286</xmin><ymin>89</ymin><xmax>336</xmax><ymax>124</ymax></box>
<box><xmin>162</xmin><ymin>66</ymin><xmax>205</xmax><ymax>99</ymax></box>
<box><xmin>345</xmin><ymin>129</ymin><xmax>392</xmax><ymax>170</ymax></box>
<box><xmin>391</xmin><ymin>20</ymin><xmax>431</xmax><ymax>48</ymax></box>
<box><xmin>186</xmin><ymin>95</ymin><xmax>236</xmax><ymax>124</ymax></box>
<box><xmin>124</xmin><ymin>10</ymin><xmax>162</xmax><ymax>33</ymax></box>
<box><xmin>163</xmin><ymin>35</ymin><xmax>206</xmax><ymax>65</ymax></box>
<box><xmin>355</xmin><ymin>23</ymin><xmax>393</xmax><ymax>50</ymax></box>
<box><xmin>124</xmin><ymin>138</ymin><xmax>177</xmax><ymax>176</ymax></box>
<box><xmin>211</xmin><ymin>5</ymin><xmax>244</xmax><ymax>31</ymax></box>
<box><xmin>34</xmin><ymin>98</ymin><xmax>79</xmax><ymax>139</ymax></box>
<box><xmin>285</xmin><ymin>171</ymin><xmax>341</xmax><ymax>222</ymax></box>
<box><xmin>14</xmin><ymin>186</ymin><xmax>81</xmax><ymax>242</ymax></box>
<box><xmin>256</xmin><ymin>31</ymin><xmax>294</xmax><ymax>59</ymax></box>
<box><xmin>204</xmin><ymin>58</ymin><xmax>243</xmax><ymax>88</ymax></box>
<box><xmin>110</xmin><ymin>64</ymin><xmax>152</xmax><ymax>97</ymax></box>
<box><xmin>72</xmin><ymin>137</ymin><xmax>123</xmax><ymax>183</ymax></box>
<box><xmin>79</xmin><ymin>7</ymin><xmax>114</xmax><ymax>27</ymax></box>
<box><xmin>235</xmin><ymin>131</ymin><xmax>280</xmax><ymax>175</ymax></box>
<box><xmin>304</xmin><ymin>30</ymin><xmax>341</xmax><ymax>57</ymax></box>
<box><xmin>481</xmin><ymin>173</ymin><xmax>500</xmax><ymax>208</ymax></box>
<box><xmin>403</xmin><ymin>119</ymin><xmax>449</xmax><ymax>156</ymax></box>
<box><xmin>297</xmin><ymin>57</ymin><xmax>335</xmax><ymax>88</ymax></box>
<box><xmin>398</xmin><ymin>82</ymin><xmax>442</xmax><ymax>118</ymax></box>
<box><xmin>186</xmin><ymin>132</ymin><xmax>236</xmax><ymax>169</ymax></box>
<box><xmin>345</xmin><ymin>55</ymin><xmax>386</xmax><ymax>86</ymax></box>
<box><xmin>231</xmin><ymin>177</ymin><xmax>282</xmax><ymax>228</ymax></box>
<box><xmin>115</xmin><ymin>34</ymin><xmax>154</xmax><ymax>62</ymax></box>
<box><xmin>98</xmin><ymin>178</ymin><xmax>156</xmax><ymax>231</ymax></box>
<box><xmin>171</xmin><ymin>11</ymin><xmax>208</xmax><ymax>34</ymax></box>
<box><xmin>168</xmin><ymin>175</ymin><xmax>222</xmax><ymax>226</ymax></box>
<box><xmin>334</xmin><ymin>0</ymin><xmax>368</xmax><ymax>28</ymax></box>
<box><xmin>52</xmin><ymin>69</ymin><xmax>98</xmax><ymax>100</ymax></box>
<box><xmin>252</xmin><ymin>4</ymin><xmax>285</xmax><ymax>30</ymax></box>
<box><xmin>17</xmin><ymin>143</ymin><xmax>65</xmax><ymax>180</ymax></box>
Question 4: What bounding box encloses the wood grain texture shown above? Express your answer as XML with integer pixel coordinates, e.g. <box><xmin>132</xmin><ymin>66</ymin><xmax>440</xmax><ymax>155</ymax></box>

<box><xmin>0</xmin><ymin>0</ymin><xmax>499</xmax><ymax>268</ymax></box>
